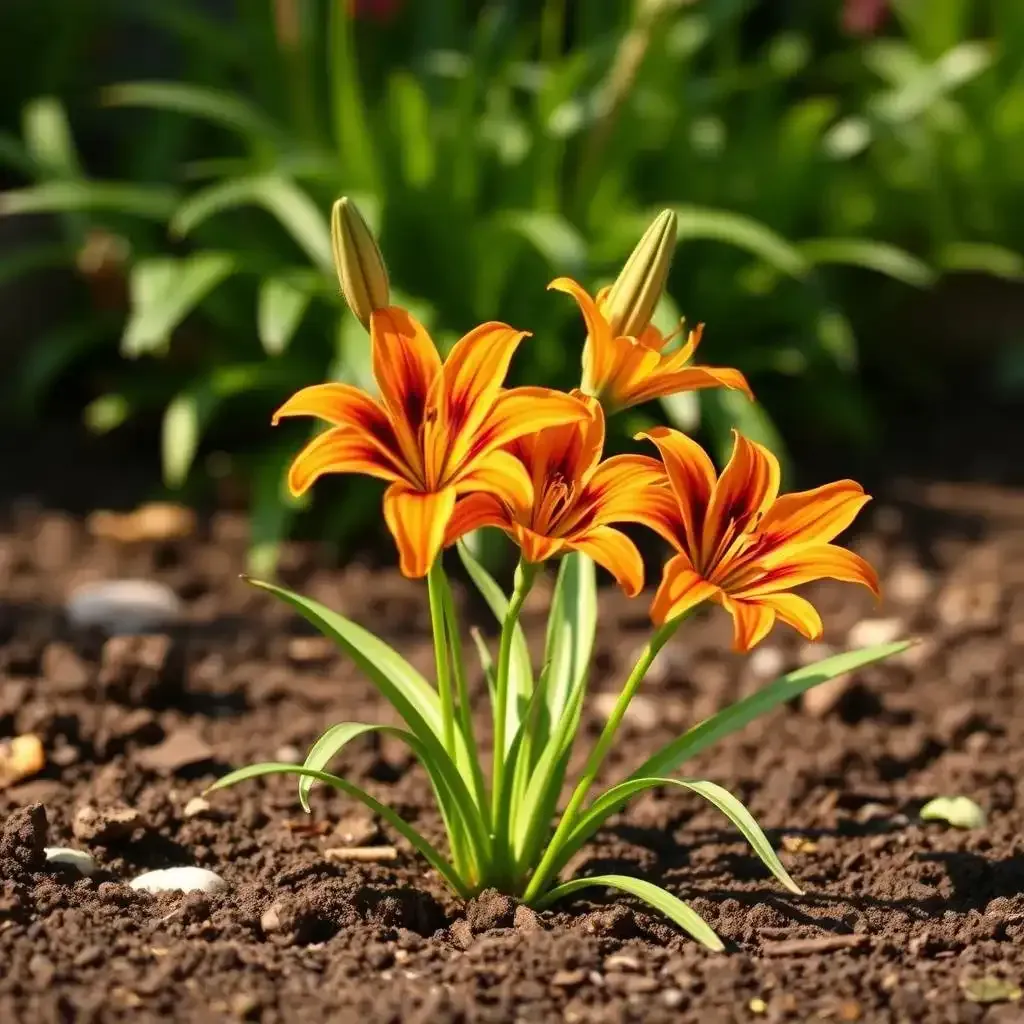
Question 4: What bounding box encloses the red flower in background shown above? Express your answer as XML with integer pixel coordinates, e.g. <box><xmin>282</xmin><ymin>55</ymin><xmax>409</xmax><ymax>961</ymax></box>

<box><xmin>350</xmin><ymin>0</ymin><xmax>402</xmax><ymax>22</ymax></box>
<box><xmin>842</xmin><ymin>0</ymin><xmax>889</xmax><ymax>36</ymax></box>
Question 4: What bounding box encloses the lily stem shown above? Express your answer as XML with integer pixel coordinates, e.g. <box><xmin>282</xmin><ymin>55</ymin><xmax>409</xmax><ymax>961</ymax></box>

<box><xmin>491</xmin><ymin>560</ymin><xmax>537</xmax><ymax>823</ymax></box>
<box><xmin>427</xmin><ymin>561</ymin><xmax>456</xmax><ymax>757</ymax></box>
<box><xmin>522</xmin><ymin>618</ymin><xmax>679</xmax><ymax>904</ymax></box>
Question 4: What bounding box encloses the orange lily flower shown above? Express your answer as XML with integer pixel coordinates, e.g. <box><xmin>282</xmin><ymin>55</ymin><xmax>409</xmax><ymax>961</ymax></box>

<box><xmin>640</xmin><ymin>427</ymin><xmax>880</xmax><ymax>652</ymax></box>
<box><xmin>273</xmin><ymin>307</ymin><xmax>589</xmax><ymax>578</ymax></box>
<box><xmin>549</xmin><ymin>277</ymin><xmax>753</xmax><ymax>413</ymax></box>
<box><xmin>444</xmin><ymin>395</ymin><xmax>665</xmax><ymax>596</ymax></box>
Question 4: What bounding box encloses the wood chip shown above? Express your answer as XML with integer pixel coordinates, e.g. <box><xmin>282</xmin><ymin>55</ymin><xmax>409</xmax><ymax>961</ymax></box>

<box><xmin>323</xmin><ymin>845</ymin><xmax>398</xmax><ymax>863</ymax></box>
<box><xmin>761</xmin><ymin>934</ymin><xmax>868</xmax><ymax>957</ymax></box>
<box><xmin>0</xmin><ymin>734</ymin><xmax>45</xmax><ymax>788</ymax></box>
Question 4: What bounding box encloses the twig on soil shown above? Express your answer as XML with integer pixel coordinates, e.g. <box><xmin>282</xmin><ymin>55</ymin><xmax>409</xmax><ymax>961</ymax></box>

<box><xmin>761</xmin><ymin>934</ymin><xmax>869</xmax><ymax>957</ymax></box>
<box><xmin>324</xmin><ymin>846</ymin><xmax>399</xmax><ymax>863</ymax></box>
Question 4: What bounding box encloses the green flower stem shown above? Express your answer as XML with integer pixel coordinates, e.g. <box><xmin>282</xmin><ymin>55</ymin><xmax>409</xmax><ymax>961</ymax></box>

<box><xmin>491</xmin><ymin>560</ymin><xmax>537</xmax><ymax>823</ymax></box>
<box><xmin>427</xmin><ymin>561</ymin><xmax>456</xmax><ymax>757</ymax></box>
<box><xmin>440</xmin><ymin>573</ymin><xmax>490</xmax><ymax>826</ymax></box>
<box><xmin>522</xmin><ymin>618</ymin><xmax>680</xmax><ymax>904</ymax></box>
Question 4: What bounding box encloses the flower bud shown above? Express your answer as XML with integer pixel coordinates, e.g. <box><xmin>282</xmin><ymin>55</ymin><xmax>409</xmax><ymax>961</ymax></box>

<box><xmin>603</xmin><ymin>208</ymin><xmax>677</xmax><ymax>338</ymax></box>
<box><xmin>331</xmin><ymin>196</ymin><xmax>390</xmax><ymax>330</ymax></box>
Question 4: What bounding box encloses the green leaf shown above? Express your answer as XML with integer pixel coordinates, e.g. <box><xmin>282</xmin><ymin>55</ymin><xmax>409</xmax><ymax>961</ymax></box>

<box><xmin>938</xmin><ymin>243</ymin><xmax>1024</xmax><ymax>281</ymax></box>
<box><xmin>171</xmin><ymin>175</ymin><xmax>332</xmax><ymax>273</ymax></box>
<box><xmin>247</xmin><ymin>443</ymin><xmax>306</xmax><ymax>578</ymax></box>
<box><xmin>22</xmin><ymin>97</ymin><xmax>80</xmax><ymax>178</ymax></box>
<box><xmin>456</xmin><ymin>540</ymin><xmax>533</xmax><ymax>742</ymax></box>
<box><xmin>495</xmin><ymin>210</ymin><xmax>587</xmax><ymax>275</ymax></box>
<box><xmin>205</xmin><ymin>762</ymin><xmax>468</xmax><ymax>896</ymax></box>
<box><xmin>799</xmin><ymin>239</ymin><xmax>935</xmax><ymax>289</ymax></box>
<box><xmin>920</xmin><ymin>796</ymin><xmax>987</xmax><ymax>830</ymax></box>
<box><xmin>558</xmin><ymin>777</ymin><xmax>800</xmax><ymax>895</ymax></box>
<box><xmin>534</xmin><ymin>874</ymin><xmax>723</xmax><ymax>951</ymax></box>
<box><xmin>0</xmin><ymin>181</ymin><xmax>176</xmax><ymax>219</ymax></box>
<box><xmin>633</xmin><ymin>641</ymin><xmax>911</xmax><ymax>779</ymax></box>
<box><xmin>103</xmin><ymin>81</ymin><xmax>286</xmax><ymax>149</ymax></box>
<box><xmin>672</xmin><ymin>205</ymin><xmax>810</xmax><ymax>280</ymax></box>
<box><xmin>244</xmin><ymin>578</ymin><xmax>446</xmax><ymax>741</ymax></box>
<box><xmin>387</xmin><ymin>72</ymin><xmax>435</xmax><ymax>187</ymax></box>
<box><xmin>123</xmin><ymin>252</ymin><xmax>236</xmax><ymax>357</ymax></box>
<box><xmin>258</xmin><ymin>274</ymin><xmax>313</xmax><ymax>355</ymax></box>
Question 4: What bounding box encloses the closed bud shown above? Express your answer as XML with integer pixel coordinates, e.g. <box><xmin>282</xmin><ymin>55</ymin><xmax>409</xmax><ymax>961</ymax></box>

<box><xmin>331</xmin><ymin>196</ymin><xmax>390</xmax><ymax>330</ymax></box>
<box><xmin>603</xmin><ymin>208</ymin><xmax>677</xmax><ymax>338</ymax></box>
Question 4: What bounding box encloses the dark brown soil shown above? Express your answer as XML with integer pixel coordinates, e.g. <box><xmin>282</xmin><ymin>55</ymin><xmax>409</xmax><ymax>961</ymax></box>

<box><xmin>2</xmin><ymin>405</ymin><xmax>1024</xmax><ymax>1023</ymax></box>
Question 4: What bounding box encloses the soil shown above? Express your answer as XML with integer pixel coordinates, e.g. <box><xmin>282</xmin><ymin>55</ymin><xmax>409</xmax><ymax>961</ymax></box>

<box><xmin>1</xmin><ymin>403</ymin><xmax>1024</xmax><ymax>1023</ymax></box>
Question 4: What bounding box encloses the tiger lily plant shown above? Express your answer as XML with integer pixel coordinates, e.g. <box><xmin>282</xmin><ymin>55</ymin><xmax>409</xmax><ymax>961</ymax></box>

<box><xmin>209</xmin><ymin>199</ymin><xmax>909</xmax><ymax>949</ymax></box>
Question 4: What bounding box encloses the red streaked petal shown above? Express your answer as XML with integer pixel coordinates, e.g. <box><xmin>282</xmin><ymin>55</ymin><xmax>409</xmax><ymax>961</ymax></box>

<box><xmin>549</xmin><ymin>277</ymin><xmax>615</xmax><ymax>394</ymax></box>
<box><xmin>286</xmin><ymin>426</ymin><xmax>402</xmax><ymax>496</ymax></box>
<box><xmin>566</xmin><ymin>454</ymin><xmax>667</xmax><ymax>537</ymax></box>
<box><xmin>468</xmin><ymin>387</ymin><xmax>590</xmax><ymax>465</ymax></box>
<box><xmin>454</xmin><ymin>448</ymin><xmax>533</xmax><ymax>516</ymax></box>
<box><xmin>740</xmin><ymin>543</ymin><xmax>881</xmax><ymax>599</ymax></box>
<box><xmin>702</xmin><ymin>431</ymin><xmax>780</xmax><ymax>564</ymax></box>
<box><xmin>512</xmin><ymin>524</ymin><xmax>564</xmax><ymax>565</ymax></box>
<box><xmin>443</xmin><ymin>493</ymin><xmax>509</xmax><ymax>547</ymax></box>
<box><xmin>755</xmin><ymin>480</ymin><xmax>871</xmax><ymax>548</ymax></box>
<box><xmin>382</xmin><ymin>482</ymin><xmax>456</xmax><ymax>579</ymax></box>
<box><xmin>637</xmin><ymin>426</ymin><xmax>716</xmax><ymax>558</ymax></box>
<box><xmin>272</xmin><ymin>382</ymin><xmax>388</xmax><ymax>429</ymax></box>
<box><xmin>650</xmin><ymin>554</ymin><xmax>718</xmax><ymax>625</ymax></box>
<box><xmin>570</xmin><ymin>526</ymin><xmax>645</xmax><ymax>597</ymax></box>
<box><xmin>719</xmin><ymin>596</ymin><xmax>776</xmax><ymax>653</ymax></box>
<box><xmin>627</xmin><ymin>365</ymin><xmax>754</xmax><ymax>407</ymax></box>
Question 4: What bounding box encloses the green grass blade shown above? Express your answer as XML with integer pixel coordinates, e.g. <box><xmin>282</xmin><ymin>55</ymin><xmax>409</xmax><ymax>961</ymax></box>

<box><xmin>558</xmin><ymin>777</ymin><xmax>800</xmax><ymax>895</ymax></box>
<box><xmin>258</xmin><ymin>274</ymin><xmax>313</xmax><ymax>355</ymax></box>
<box><xmin>633</xmin><ymin>641</ymin><xmax>911</xmax><ymax>779</ymax></box>
<box><xmin>0</xmin><ymin>181</ymin><xmax>177</xmax><ymax>219</ymax></box>
<box><xmin>799</xmin><ymin>238</ymin><xmax>936</xmax><ymax>288</ymax></box>
<box><xmin>205</xmin><ymin>762</ymin><xmax>468</xmax><ymax>897</ymax></box>
<box><xmin>534</xmin><ymin>874</ymin><xmax>723</xmax><ymax>951</ymax></box>
<box><xmin>245</xmin><ymin>578</ymin><xmax>445</xmax><ymax>739</ymax></box>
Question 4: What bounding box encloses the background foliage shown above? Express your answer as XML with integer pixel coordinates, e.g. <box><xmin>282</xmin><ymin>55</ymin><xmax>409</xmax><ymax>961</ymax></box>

<box><xmin>0</xmin><ymin>0</ymin><xmax>1020</xmax><ymax>570</ymax></box>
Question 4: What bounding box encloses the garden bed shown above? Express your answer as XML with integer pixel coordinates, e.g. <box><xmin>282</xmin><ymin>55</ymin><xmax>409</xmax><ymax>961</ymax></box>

<box><xmin>1</xmin><ymin>406</ymin><xmax>1023</xmax><ymax>1023</ymax></box>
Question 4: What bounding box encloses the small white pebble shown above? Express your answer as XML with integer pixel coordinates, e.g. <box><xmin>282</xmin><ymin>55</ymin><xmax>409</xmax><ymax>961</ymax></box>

<box><xmin>129</xmin><ymin>866</ymin><xmax>227</xmax><ymax>894</ymax></box>
<box><xmin>66</xmin><ymin>579</ymin><xmax>181</xmax><ymax>635</ymax></box>
<box><xmin>44</xmin><ymin>847</ymin><xmax>98</xmax><ymax>876</ymax></box>
<box><xmin>847</xmin><ymin>617</ymin><xmax>903</xmax><ymax>650</ymax></box>
<box><xmin>748</xmin><ymin>645</ymin><xmax>785</xmax><ymax>680</ymax></box>
<box><xmin>182</xmin><ymin>796</ymin><xmax>212</xmax><ymax>819</ymax></box>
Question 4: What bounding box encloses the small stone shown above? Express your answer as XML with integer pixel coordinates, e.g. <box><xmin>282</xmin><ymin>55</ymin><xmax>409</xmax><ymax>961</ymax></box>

<box><xmin>183</xmin><ymin>796</ymin><xmax>213</xmax><ymax>819</ymax></box>
<box><xmin>230</xmin><ymin>993</ymin><xmax>261</xmax><ymax>1020</ymax></box>
<box><xmin>661</xmin><ymin>989</ymin><xmax>685</xmax><ymax>1009</ymax></box>
<box><xmin>136</xmin><ymin>728</ymin><xmax>214</xmax><ymax>774</ymax></box>
<box><xmin>260</xmin><ymin>904</ymin><xmax>283</xmax><ymax>934</ymax></box>
<box><xmin>99</xmin><ymin>634</ymin><xmax>180</xmax><ymax>704</ymax></box>
<box><xmin>551</xmin><ymin>969</ymin><xmax>587</xmax><ymax>989</ymax></box>
<box><xmin>604</xmin><ymin>953</ymin><xmax>641</xmax><ymax>972</ymax></box>
<box><xmin>0</xmin><ymin>734</ymin><xmax>45</xmax><ymax>788</ymax></box>
<box><xmin>273</xmin><ymin>744</ymin><xmax>302</xmax><ymax>763</ymax></box>
<box><xmin>129</xmin><ymin>866</ymin><xmax>227</xmax><ymax>894</ymax></box>
<box><xmin>592</xmin><ymin>692</ymin><xmax>658</xmax><ymax>731</ymax></box>
<box><xmin>41</xmin><ymin>643</ymin><xmax>90</xmax><ymax>690</ymax></box>
<box><xmin>802</xmin><ymin>675</ymin><xmax>852</xmax><ymax>718</ymax></box>
<box><xmin>887</xmin><ymin>563</ymin><xmax>932</xmax><ymax>604</ymax></box>
<box><xmin>798</xmin><ymin>642</ymin><xmax>834</xmax><ymax>666</ymax></box>
<box><xmin>28</xmin><ymin>953</ymin><xmax>56</xmax><ymax>986</ymax></box>
<box><xmin>333</xmin><ymin>812</ymin><xmax>379</xmax><ymax>847</ymax></box>
<box><xmin>847</xmin><ymin>617</ymin><xmax>903</xmax><ymax>649</ymax></box>
<box><xmin>781</xmin><ymin>835</ymin><xmax>818</xmax><ymax>854</ymax></box>
<box><xmin>286</xmin><ymin>636</ymin><xmax>335</xmax><ymax>665</ymax></box>
<box><xmin>44</xmin><ymin>847</ymin><xmax>97</xmax><ymax>875</ymax></box>
<box><xmin>514</xmin><ymin>904</ymin><xmax>541</xmax><ymax>932</ymax></box>
<box><xmin>937</xmin><ymin>580</ymin><xmax>1000</xmax><ymax>631</ymax></box>
<box><xmin>0</xmin><ymin>803</ymin><xmax>48</xmax><ymax>871</ymax></box>
<box><xmin>73</xmin><ymin>804</ymin><xmax>143</xmax><ymax>844</ymax></box>
<box><xmin>749</xmin><ymin>997</ymin><xmax>768</xmax><ymax>1014</ymax></box>
<box><xmin>749</xmin><ymin>645</ymin><xmax>785</xmax><ymax>680</ymax></box>
<box><xmin>448</xmin><ymin>918</ymin><xmax>473</xmax><ymax>950</ymax></box>
<box><xmin>66</xmin><ymin>579</ymin><xmax>181</xmax><ymax>635</ymax></box>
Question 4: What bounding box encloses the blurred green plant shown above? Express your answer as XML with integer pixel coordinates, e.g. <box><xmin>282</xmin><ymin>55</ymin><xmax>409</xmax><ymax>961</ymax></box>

<box><xmin>1</xmin><ymin>0</ymin><xmax>992</xmax><ymax>570</ymax></box>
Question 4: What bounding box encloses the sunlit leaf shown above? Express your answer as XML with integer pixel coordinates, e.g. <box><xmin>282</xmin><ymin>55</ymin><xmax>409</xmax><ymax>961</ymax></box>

<box><xmin>0</xmin><ymin>181</ymin><xmax>176</xmax><ymax>219</ymax></box>
<box><xmin>920</xmin><ymin>796</ymin><xmax>986</xmax><ymax>830</ymax></box>
<box><xmin>258</xmin><ymin>274</ymin><xmax>313</xmax><ymax>355</ymax></box>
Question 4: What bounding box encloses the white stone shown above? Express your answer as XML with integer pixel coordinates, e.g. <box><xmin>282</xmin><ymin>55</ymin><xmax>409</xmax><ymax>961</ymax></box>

<box><xmin>44</xmin><ymin>847</ymin><xmax>97</xmax><ymax>875</ymax></box>
<box><xmin>748</xmin><ymin>645</ymin><xmax>785</xmax><ymax>680</ymax></box>
<box><xmin>65</xmin><ymin>579</ymin><xmax>181</xmax><ymax>635</ymax></box>
<box><xmin>847</xmin><ymin>617</ymin><xmax>903</xmax><ymax>650</ymax></box>
<box><xmin>129</xmin><ymin>866</ymin><xmax>227</xmax><ymax>894</ymax></box>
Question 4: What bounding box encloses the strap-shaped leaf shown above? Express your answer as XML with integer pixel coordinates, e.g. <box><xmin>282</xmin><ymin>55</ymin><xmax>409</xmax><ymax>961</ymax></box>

<box><xmin>245</xmin><ymin>578</ymin><xmax>443</xmax><ymax>738</ymax></box>
<box><xmin>205</xmin><ymin>763</ymin><xmax>468</xmax><ymax>897</ymax></box>
<box><xmin>534</xmin><ymin>874</ymin><xmax>723</xmax><ymax>951</ymax></box>
<box><xmin>632</xmin><ymin>641</ymin><xmax>911</xmax><ymax>779</ymax></box>
<box><xmin>456</xmin><ymin>541</ymin><xmax>532</xmax><ymax>742</ymax></box>
<box><xmin>556</xmin><ymin>777</ymin><xmax>800</xmax><ymax>894</ymax></box>
<box><xmin>296</xmin><ymin>721</ymin><xmax>490</xmax><ymax>873</ymax></box>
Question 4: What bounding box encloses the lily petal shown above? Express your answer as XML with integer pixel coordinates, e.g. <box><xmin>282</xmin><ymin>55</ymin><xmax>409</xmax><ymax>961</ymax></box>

<box><xmin>755</xmin><ymin>592</ymin><xmax>824</xmax><ymax>641</ymax></box>
<box><xmin>569</xmin><ymin>454</ymin><xmax>667</xmax><ymax>534</ymax></box>
<box><xmin>720</xmin><ymin>595</ymin><xmax>776</xmax><ymax>653</ymax></box>
<box><xmin>444</xmin><ymin>493</ymin><xmax>509</xmax><ymax>547</ymax></box>
<box><xmin>512</xmin><ymin>524</ymin><xmax>565</xmax><ymax>565</ymax></box>
<box><xmin>650</xmin><ymin>554</ymin><xmax>718</xmax><ymax>625</ymax></box>
<box><xmin>740</xmin><ymin>543</ymin><xmax>881</xmax><ymax>599</ymax></box>
<box><xmin>628</xmin><ymin>365</ymin><xmax>754</xmax><ymax>407</ymax></box>
<box><xmin>382</xmin><ymin>482</ymin><xmax>456</xmax><ymax>578</ymax></box>
<box><xmin>549</xmin><ymin>277</ymin><xmax>615</xmax><ymax>392</ymax></box>
<box><xmin>286</xmin><ymin>426</ymin><xmax>403</xmax><ymax>496</ymax></box>
<box><xmin>272</xmin><ymin>382</ymin><xmax>389</xmax><ymax>430</ymax></box>
<box><xmin>637</xmin><ymin>427</ymin><xmax>716</xmax><ymax>558</ymax></box>
<box><xmin>702</xmin><ymin>431</ymin><xmax>780</xmax><ymax>565</ymax></box>
<box><xmin>470</xmin><ymin>387</ymin><xmax>589</xmax><ymax>463</ymax></box>
<box><xmin>454</xmin><ymin>448</ymin><xmax>533</xmax><ymax>516</ymax></box>
<box><xmin>571</xmin><ymin>526</ymin><xmax>645</xmax><ymax>597</ymax></box>
<box><xmin>755</xmin><ymin>481</ymin><xmax>871</xmax><ymax>548</ymax></box>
